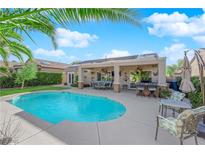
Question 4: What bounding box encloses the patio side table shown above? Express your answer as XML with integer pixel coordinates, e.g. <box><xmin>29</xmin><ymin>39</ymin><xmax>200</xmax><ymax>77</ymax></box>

<box><xmin>159</xmin><ymin>99</ymin><xmax>192</xmax><ymax>117</ymax></box>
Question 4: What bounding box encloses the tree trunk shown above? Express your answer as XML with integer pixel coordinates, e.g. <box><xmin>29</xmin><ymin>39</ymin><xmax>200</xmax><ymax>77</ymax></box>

<box><xmin>21</xmin><ymin>80</ymin><xmax>25</xmax><ymax>89</ymax></box>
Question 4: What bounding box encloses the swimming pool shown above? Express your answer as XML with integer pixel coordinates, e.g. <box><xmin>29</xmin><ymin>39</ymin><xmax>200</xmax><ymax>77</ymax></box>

<box><xmin>11</xmin><ymin>92</ymin><xmax>126</xmax><ymax>124</ymax></box>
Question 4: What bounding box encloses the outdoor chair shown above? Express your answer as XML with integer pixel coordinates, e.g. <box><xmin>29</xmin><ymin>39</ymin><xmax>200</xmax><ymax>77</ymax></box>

<box><xmin>192</xmin><ymin>106</ymin><xmax>205</xmax><ymax>120</ymax></box>
<box><xmin>97</xmin><ymin>81</ymin><xmax>106</xmax><ymax>89</ymax></box>
<box><xmin>155</xmin><ymin>109</ymin><xmax>198</xmax><ymax>145</ymax></box>
<box><xmin>136</xmin><ymin>83</ymin><xmax>145</xmax><ymax>96</ymax></box>
<box><xmin>105</xmin><ymin>81</ymin><xmax>113</xmax><ymax>89</ymax></box>
<box><xmin>93</xmin><ymin>81</ymin><xmax>102</xmax><ymax>89</ymax></box>
<box><xmin>148</xmin><ymin>83</ymin><xmax>157</xmax><ymax>97</ymax></box>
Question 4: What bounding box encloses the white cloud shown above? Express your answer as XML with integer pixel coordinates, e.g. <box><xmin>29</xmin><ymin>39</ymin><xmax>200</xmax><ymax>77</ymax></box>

<box><xmin>103</xmin><ymin>49</ymin><xmax>130</xmax><ymax>58</ymax></box>
<box><xmin>160</xmin><ymin>43</ymin><xmax>187</xmax><ymax>64</ymax></box>
<box><xmin>56</xmin><ymin>28</ymin><xmax>98</xmax><ymax>48</ymax></box>
<box><xmin>159</xmin><ymin>43</ymin><xmax>194</xmax><ymax>65</ymax></box>
<box><xmin>145</xmin><ymin>11</ymin><xmax>205</xmax><ymax>45</ymax></box>
<box><xmin>34</xmin><ymin>48</ymin><xmax>66</xmax><ymax>57</ymax></box>
<box><xmin>203</xmin><ymin>8</ymin><xmax>205</xmax><ymax>12</ymax></box>
<box><xmin>193</xmin><ymin>35</ymin><xmax>205</xmax><ymax>44</ymax></box>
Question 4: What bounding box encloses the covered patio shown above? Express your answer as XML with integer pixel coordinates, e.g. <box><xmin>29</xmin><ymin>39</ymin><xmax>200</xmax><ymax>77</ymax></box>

<box><xmin>74</xmin><ymin>54</ymin><xmax>166</xmax><ymax>93</ymax></box>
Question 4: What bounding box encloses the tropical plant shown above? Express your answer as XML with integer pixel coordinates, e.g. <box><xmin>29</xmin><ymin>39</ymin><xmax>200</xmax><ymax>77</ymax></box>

<box><xmin>0</xmin><ymin>29</ymin><xmax>33</xmax><ymax>76</ymax></box>
<box><xmin>166</xmin><ymin>59</ymin><xmax>183</xmax><ymax>77</ymax></box>
<box><xmin>15</xmin><ymin>63</ymin><xmax>37</xmax><ymax>89</ymax></box>
<box><xmin>0</xmin><ymin>66</ymin><xmax>10</xmax><ymax>77</ymax></box>
<box><xmin>131</xmin><ymin>71</ymin><xmax>141</xmax><ymax>82</ymax></box>
<box><xmin>141</xmin><ymin>71</ymin><xmax>150</xmax><ymax>81</ymax></box>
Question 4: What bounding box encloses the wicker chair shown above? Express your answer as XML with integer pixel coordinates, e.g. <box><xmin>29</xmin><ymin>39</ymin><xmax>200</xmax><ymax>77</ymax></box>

<box><xmin>155</xmin><ymin>109</ymin><xmax>198</xmax><ymax>145</ymax></box>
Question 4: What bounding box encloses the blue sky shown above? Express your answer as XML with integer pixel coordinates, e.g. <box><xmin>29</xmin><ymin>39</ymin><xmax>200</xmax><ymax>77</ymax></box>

<box><xmin>12</xmin><ymin>8</ymin><xmax>205</xmax><ymax>65</ymax></box>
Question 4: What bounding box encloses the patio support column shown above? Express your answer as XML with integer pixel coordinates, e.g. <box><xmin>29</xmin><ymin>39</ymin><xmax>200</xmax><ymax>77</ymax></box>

<box><xmin>113</xmin><ymin>65</ymin><xmax>121</xmax><ymax>92</ymax></box>
<box><xmin>78</xmin><ymin>66</ymin><xmax>84</xmax><ymax>89</ymax></box>
<box><xmin>158</xmin><ymin>58</ymin><xmax>166</xmax><ymax>85</ymax></box>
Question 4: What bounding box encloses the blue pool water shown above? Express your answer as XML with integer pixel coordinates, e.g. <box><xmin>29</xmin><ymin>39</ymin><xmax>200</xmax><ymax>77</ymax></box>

<box><xmin>11</xmin><ymin>92</ymin><xmax>126</xmax><ymax>124</ymax></box>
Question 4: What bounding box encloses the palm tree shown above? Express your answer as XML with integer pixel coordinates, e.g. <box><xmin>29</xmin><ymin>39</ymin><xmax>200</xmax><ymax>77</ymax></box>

<box><xmin>0</xmin><ymin>30</ymin><xmax>33</xmax><ymax>76</ymax></box>
<box><xmin>0</xmin><ymin>8</ymin><xmax>140</xmax><ymax>75</ymax></box>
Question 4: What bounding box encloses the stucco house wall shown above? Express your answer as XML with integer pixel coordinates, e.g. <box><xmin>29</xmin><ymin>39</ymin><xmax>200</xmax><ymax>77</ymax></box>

<box><xmin>190</xmin><ymin>49</ymin><xmax>205</xmax><ymax>77</ymax></box>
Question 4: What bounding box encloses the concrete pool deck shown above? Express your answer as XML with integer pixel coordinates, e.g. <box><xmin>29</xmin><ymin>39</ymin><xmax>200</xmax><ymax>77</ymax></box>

<box><xmin>1</xmin><ymin>88</ymin><xmax>205</xmax><ymax>145</ymax></box>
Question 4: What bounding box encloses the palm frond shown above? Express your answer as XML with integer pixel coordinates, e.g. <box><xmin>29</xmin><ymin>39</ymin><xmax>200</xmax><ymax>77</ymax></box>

<box><xmin>10</xmin><ymin>41</ymin><xmax>33</xmax><ymax>60</ymax></box>
<box><xmin>0</xmin><ymin>66</ymin><xmax>10</xmax><ymax>77</ymax></box>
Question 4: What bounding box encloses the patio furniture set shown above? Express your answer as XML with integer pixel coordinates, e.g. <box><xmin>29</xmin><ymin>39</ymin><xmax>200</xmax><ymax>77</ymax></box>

<box><xmin>92</xmin><ymin>81</ymin><xmax>113</xmax><ymax>89</ymax></box>
<box><xmin>136</xmin><ymin>82</ymin><xmax>158</xmax><ymax>97</ymax></box>
<box><xmin>156</xmin><ymin>89</ymin><xmax>205</xmax><ymax>144</ymax></box>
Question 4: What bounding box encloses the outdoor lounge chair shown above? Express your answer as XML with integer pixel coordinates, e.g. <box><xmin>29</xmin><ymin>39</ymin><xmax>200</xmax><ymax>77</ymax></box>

<box><xmin>155</xmin><ymin>109</ymin><xmax>198</xmax><ymax>145</ymax></box>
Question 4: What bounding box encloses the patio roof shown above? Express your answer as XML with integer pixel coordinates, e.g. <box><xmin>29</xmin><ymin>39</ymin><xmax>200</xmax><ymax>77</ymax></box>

<box><xmin>78</xmin><ymin>53</ymin><xmax>158</xmax><ymax>65</ymax></box>
<box><xmin>77</xmin><ymin>53</ymin><xmax>163</xmax><ymax>69</ymax></box>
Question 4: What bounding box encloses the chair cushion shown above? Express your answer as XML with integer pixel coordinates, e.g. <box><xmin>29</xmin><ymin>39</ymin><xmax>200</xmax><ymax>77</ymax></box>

<box><xmin>170</xmin><ymin>90</ymin><xmax>185</xmax><ymax>101</ymax></box>
<box><xmin>176</xmin><ymin>110</ymin><xmax>196</xmax><ymax>137</ymax></box>
<box><xmin>159</xmin><ymin>117</ymin><xmax>177</xmax><ymax>136</ymax></box>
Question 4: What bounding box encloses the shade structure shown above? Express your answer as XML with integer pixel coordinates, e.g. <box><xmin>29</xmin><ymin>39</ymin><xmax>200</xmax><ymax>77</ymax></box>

<box><xmin>179</xmin><ymin>52</ymin><xmax>195</xmax><ymax>93</ymax></box>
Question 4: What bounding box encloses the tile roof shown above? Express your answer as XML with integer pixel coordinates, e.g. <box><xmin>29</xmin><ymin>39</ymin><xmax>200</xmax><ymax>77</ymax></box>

<box><xmin>33</xmin><ymin>59</ymin><xmax>69</xmax><ymax>69</ymax></box>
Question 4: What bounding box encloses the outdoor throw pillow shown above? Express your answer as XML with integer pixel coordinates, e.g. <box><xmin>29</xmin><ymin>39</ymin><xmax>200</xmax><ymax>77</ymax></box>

<box><xmin>170</xmin><ymin>90</ymin><xmax>185</xmax><ymax>101</ymax></box>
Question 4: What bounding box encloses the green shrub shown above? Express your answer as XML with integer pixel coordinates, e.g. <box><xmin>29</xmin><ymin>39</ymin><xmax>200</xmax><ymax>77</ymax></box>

<box><xmin>0</xmin><ymin>72</ymin><xmax>62</xmax><ymax>88</ymax></box>
<box><xmin>0</xmin><ymin>73</ymin><xmax>20</xmax><ymax>88</ymax></box>
<box><xmin>187</xmin><ymin>76</ymin><xmax>204</xmax><ymax>108</ymax></box>
<box><xmin>26</xmin><ymin>72</ymin><xmax>62</xmax><ymax>86</ymax></box>
<box><xmin>191</xmin><ymin>76</ymin><xmax>201</xmax><ymax>91</ymax></box>
<box><xmin>188</xmin><ymin>91</ymin><xmax>203</xmax><ymax>108</ymax></box>
<box><xmin>160</xmin><ymin>88</ymin><xmax>171</xmax><ymax>98</ymax></box>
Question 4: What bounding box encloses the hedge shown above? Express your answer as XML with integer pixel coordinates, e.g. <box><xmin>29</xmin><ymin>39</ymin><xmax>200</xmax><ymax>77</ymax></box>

<box><xmin>0</xmin><ymin>73</ymin><xmax>20</xmax><ymax>88</ymax></box>
<box><xmin>0</xmin><ymin>72</ymin><xmax>62</xmax><ymax>88</ymax></box>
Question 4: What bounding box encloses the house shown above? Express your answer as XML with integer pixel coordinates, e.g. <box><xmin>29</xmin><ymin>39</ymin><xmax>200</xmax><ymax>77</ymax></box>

<box><xmin>190</xmin><ymin>48</ymin><xmax>205</xmax><ymax>77</ymax></box>
<box><xmin>0</xmin><ymin>59</ymin><xmax>69</xmax><ymax>83</ymax></box>
<box><xmin>65</xmin><ymin>53</ymin><xmax>166</xmax><ymax>92</ymax></box>
<box><xmin>13</xmin><ymin>59</ymin><xmax>69</xmax><ymax>73</ymax></box>
<box><xmin>173</xmin><ymin>48</ymin><xmax>205</xmax><ymax>78</ymax></box>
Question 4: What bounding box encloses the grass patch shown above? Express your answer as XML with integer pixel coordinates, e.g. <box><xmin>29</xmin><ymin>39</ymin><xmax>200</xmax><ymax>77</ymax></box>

<box><xmin>0</xmin><ymin>85</ymin><xmax>68</xmax><ymax>97</ymax></box>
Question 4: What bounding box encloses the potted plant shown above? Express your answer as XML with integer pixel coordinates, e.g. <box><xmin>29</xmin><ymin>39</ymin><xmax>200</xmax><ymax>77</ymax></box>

<box><xmin>160</xmin><ymin>88</ymin><xmax>171</xmax><ymax>98</ymax></box>
<box><xmin>141</xmin><ymin>72</ymin><xmax>151</xmax><ymax>83</ymax></box>
<box><xmin>131</xmin><ymin>71</ymin><xmax>142</xmax><ymax>83</ymax></box>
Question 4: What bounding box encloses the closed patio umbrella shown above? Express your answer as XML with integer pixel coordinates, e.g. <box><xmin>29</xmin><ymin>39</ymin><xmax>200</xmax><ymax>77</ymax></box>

<box><xmin>179</xmin><ymin>51</ymin><xmax>195</xmax><ymax>93</ymax></box>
